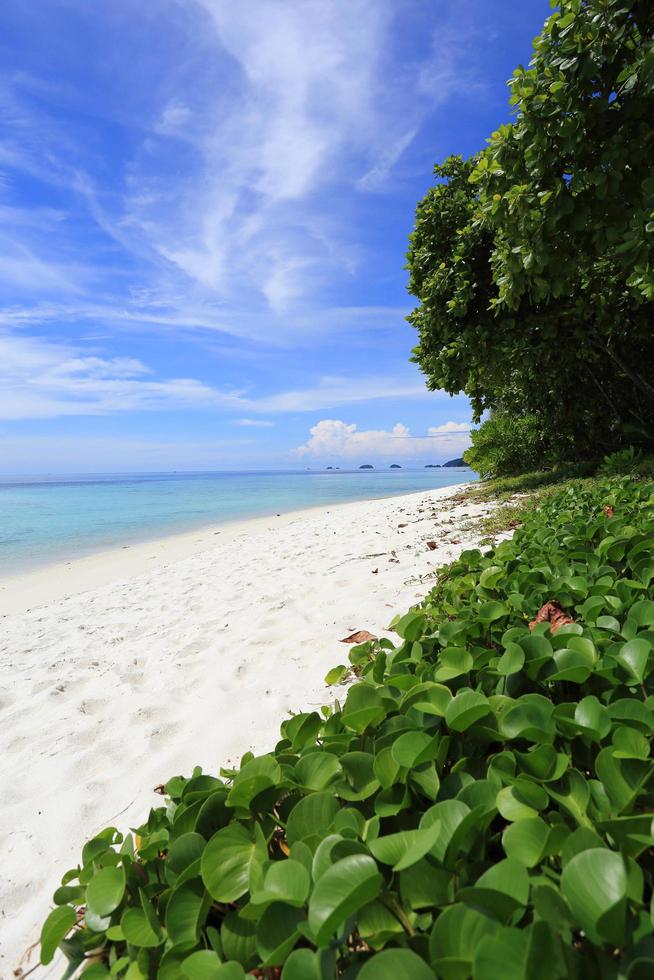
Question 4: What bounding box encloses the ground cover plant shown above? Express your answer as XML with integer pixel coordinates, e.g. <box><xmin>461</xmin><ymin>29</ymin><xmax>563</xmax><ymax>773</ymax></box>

<box><xmin>38</xmin><ymin>476</ymin><xmax>654</xmax><ymax>978</ymax></box>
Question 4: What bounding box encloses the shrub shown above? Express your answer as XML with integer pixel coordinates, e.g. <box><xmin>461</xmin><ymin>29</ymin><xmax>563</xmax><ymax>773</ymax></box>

<box><xmin>40</xmin><ymin>478</ymin><xmax>654</xmax><ymax>978</ymax></box>
<box><xmin>599</xmin><ymin>446</ymin><xmax>643</xmax><ymax>477</ymax></box>
<box><xmin>463</xmin><ymin>412</ymin><xmax>553</xmax><ymax>478</ymax></box>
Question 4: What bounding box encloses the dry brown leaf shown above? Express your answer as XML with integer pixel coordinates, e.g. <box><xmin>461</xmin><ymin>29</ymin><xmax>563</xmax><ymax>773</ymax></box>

<box><xmin>340</xmin><ymin>630</ymin><xmax>377</xmax><ymax>644</ymax></box>
<box><xmin>426</xmin><ymin>540</ymin><xmax>438</xmax><ymax>550</ymax></box>
<box><xmin>528</xmin><ymin>601</ymin><xmax>574</xmax><ymax>634</ymax></box>
<box><xmin>398</xmin><ymin>523</ymin><xmax>408</xmax><ymax>528</ymax></box>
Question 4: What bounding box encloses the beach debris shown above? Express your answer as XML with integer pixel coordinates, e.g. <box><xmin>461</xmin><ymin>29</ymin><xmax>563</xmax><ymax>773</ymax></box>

<box><xmin>603</xmin><ymin>505</ymin><xmax>615</xmax><ymax>517</ymax></box>
<box><xmin>398</xmin><ymin>523</ymin><xmax>408</xmax><ymax>528</ymax></box>
<box><xmin>340</xmin><ymin>630</ymin><xmax>377</xmax><ymax>644</ymax></box>
<box><xmin>426</xmin><ymin>540</ymin><xmax>438</xmax><ymax>550</ymax></box>
<box><xmin>153</xmin><ymin>784</ymin><xmax>165</xmax><ymax>795</ymax></box>
<box><xmin>529</xmin><ymin>601</ymin><xmax>574</xmax><ymax>634</ymax></box>
<box><xmin>371</xmin><ymin>568</ymin><xmax>378</xmax><ymax>574</ymax></box>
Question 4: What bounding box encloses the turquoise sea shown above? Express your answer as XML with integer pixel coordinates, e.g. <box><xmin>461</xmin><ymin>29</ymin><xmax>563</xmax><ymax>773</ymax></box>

<box><xmin>0</xmin><ymin>468</ymin><xmax>476</xmax><ymax>574</ymax></box>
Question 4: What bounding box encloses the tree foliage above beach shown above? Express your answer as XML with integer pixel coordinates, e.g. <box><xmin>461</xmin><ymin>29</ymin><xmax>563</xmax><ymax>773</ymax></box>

<box><xmin>40</xmin><ymin>475</ymin><xmax>654</xmax><ymax>977</ymax></box>
<box><xmin>407</xmin><ymin>0</ymin><xmax>654</xmax><ymax>463</ymax></box>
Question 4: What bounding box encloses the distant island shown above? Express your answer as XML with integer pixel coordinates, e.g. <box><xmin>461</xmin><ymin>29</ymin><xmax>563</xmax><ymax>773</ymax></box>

<box><xmin>390</xmin><ymin>464</ymin><xmax>401</xmax><ymax>469</ymax></box>
<box><xmin>424</xmin><ymin>464</ymin><xmax>441</xmax><ymax>468</ymax></box>
<box><xmin>359</xmin><ymin>464</ymin><xmax>374</xmax><ymax>469</ymax></box>
<box><xmin>443</xmin><ymin>457</ymin><xmax>466</xmax><ymax>467</ymax></box>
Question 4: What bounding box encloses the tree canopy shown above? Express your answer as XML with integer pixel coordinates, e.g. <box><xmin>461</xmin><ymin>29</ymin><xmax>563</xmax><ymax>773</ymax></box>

<box><xmin>407</xmin><ymin>0</ymin><xmax>654</xmax><ymax>467</ymax></box>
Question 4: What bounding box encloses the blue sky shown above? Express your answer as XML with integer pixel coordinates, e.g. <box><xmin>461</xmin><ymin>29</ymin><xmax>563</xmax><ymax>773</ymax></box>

<box><xmin>0</xmin><ymin>0</ymin><xmax>550</xmax><ymax>473</ymax></box>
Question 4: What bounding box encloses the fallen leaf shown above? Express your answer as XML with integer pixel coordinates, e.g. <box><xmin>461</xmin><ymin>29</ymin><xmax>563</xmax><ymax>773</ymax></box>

<box><xmin>340</xmin><ymin>630</ymin><xmax>377</xmax><ymax>644</ymax></box>
<box><xmin>153</xmin><ymin>784</ymin><xmax>165</xmax><ymax>795</ymax></box>
<box><xmin>426</xmin><ymin>540</ymin><xmax>438</xmax><ymax>550</ymax></box>
<box><xmin>398</xmin><ymin>523</ymin><xmax>408</xmax><ymax>528</ymax></box>
<box><xmin>528</xmin><ymin>601</ymin><xmax>574</xmax><ymax>634</ymax></box>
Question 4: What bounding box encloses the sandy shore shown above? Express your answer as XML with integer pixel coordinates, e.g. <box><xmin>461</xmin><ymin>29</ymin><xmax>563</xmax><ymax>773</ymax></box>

<box><xmin>1</xmin><ymin>482</ymin><xmax>496</xmax><ymax>976</ymax></box>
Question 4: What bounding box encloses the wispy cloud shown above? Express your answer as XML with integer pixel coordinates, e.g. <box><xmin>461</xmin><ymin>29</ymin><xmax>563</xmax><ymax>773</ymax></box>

<box><xmin>235</xmin><ymin>418</ymin><xmax>274</xmax><ymax>428</ymax></box>
<box><xmin>0</xmin><ymin>330</ymin><xmax>439</xmax><ymax>420</ymax></box>
<box><xmin>295</xmin><ymin>419</ymin><xmax>471</xmax><ymax>460</ymax></box>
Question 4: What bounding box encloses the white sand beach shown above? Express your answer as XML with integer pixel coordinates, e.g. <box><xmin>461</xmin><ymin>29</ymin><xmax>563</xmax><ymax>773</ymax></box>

<box><xmin>1</xmin><ymin>483</ymin><xmax>496</xmax><ymax>976</ymax></box>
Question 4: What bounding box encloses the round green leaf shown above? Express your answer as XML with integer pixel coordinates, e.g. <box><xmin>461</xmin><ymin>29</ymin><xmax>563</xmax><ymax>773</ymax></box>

<box><xmin>357</xmin><ymin>948</ymin><xmax>436</xmax><ymax>979</ymax></box>
<box><xmin>40</xmin><ymin>905</ymin><xmax>76</xmax><ymax>965</ymax></box>
<box><xmin>445</xmin><ymin>690</ymin><xmax>491</xmax><ymax>732</ymax></box>
<box><xmin>180</xmin><ymin>950</ymin><xmax>225</xmax><ymax>979</ymax></box>
<box><xmin>502</xmin><ymin>817</ymin><xmax>548</xmax><ymax>867</ymax></box>
<box><xmin>252</xmin><ymin>859</ymin><xmax>310</xmax><ymax>907</ymax></box>
<box><xmin>121</xmin><ymin>907</ymin><xmax>162</xmax><ymax>948</ymax></box>
<box><xmin>201</xmin><ymin>824</ymin><xmax>263</xmax><ymax>902</ymax></box>
<box><xmin>391</xmin><ymin>731</ymin><xmax>436</xmax><ymax>768</ymax></box>
<box><xmin>86</xmin><ymin>866</ymin><xmax>126</xmax><ymax>917</ymax></box>
<box><xmin>256</xmin><ymin>902</ymin><xmax>303</xmax><ymax>965</ymax></box>
<box><xmin>368</xmin><ymin>821</ymin><xmax>441</xmax><ymax>871</ymax></box>
<box><xmin>166</xmin><ymin>882</ymin><xmax>209</xmax><ymax>947</ymax></box>
<box><xmin>560</xmin><ymin>848</ymin><xmax>628</xmax><ymax>946</ymax></box>
<box><xmin>286</xmin><ymin>792</ymin><xmax>340</xmax><ymax>846</ymax></box>
<box><xmin>308</xmin><ymin>854</ymin><xmax>382</xmax><ymax>944</ymax></box>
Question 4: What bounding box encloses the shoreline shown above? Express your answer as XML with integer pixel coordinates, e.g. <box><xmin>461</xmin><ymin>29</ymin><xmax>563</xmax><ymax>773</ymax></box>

<box><xmin>0</xmin><ymin>482</ymin><xmax>472</xmax><ymax>616</ymax></box>
<box><xmin>1</xmin><ymin>481</ymin><xmax>495</xmax><ymax>975</ymax></box>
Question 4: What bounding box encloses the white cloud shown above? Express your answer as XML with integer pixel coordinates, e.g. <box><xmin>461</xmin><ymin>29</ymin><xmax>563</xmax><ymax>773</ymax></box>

<box><xmin>235</xmin><ymin>418</ymin><xmax>274</xmax><ymax>427</ymax></box>
<box><xmin>0</xmin><ymin>333</ymin><xmax>241</xmax><ymax>420</ymax></box>
<box><xmin>295</xmin><ymin>418</ymin><xmax>471</xmax><ymax>460</ymax></box>
<box><xmin>357</xmin><ymin>128</ymin><xmax>417</xmax><ymax>192</ymax></box>
<box><xmin>0</xmin><ymin>331</ymin><xmax>439</xmax><ymax>420</ymax></box>
<box><xmin>250</xmin><ymin>375</ymin><xmax>434</xmax><ymax>413</ymax></box>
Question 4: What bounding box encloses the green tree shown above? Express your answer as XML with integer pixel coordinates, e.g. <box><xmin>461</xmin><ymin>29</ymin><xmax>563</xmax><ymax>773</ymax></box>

<box><xmin>407</xmin><ymin>0</ymin><xmax>654</xmax><ymax>465</ymax></box>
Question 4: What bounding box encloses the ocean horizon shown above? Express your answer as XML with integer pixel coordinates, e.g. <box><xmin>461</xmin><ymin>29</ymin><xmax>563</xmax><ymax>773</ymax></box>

<box><xmin>0</xmin><ymin>467</ymin><xmax>476</xmax><ymax>575</ymax></box>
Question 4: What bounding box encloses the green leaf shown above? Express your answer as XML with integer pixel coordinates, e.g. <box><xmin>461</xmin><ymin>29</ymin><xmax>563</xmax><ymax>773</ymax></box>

<box><xmin>368</xmin><ymin>821</ymin><xmax>441</xmax><ymax>871</ymax></box>
<box><xmin>342</xmin><ymin>684</ymin><xmax>386</xmax><ymax>732</ymax></box>
<box><xmin>40</xmin><ymin>905</ymin><xmax>76</xmax><ymax>965</ymax></box>
<box><xmin>220</xmin><ymin>911</ymin><xmax>257</xmax><ymax>968</ymax></box>
<box><xmin>201</xmin><ymin>824</ymin><xmax>264</xmax><ymax>903</ymax></box>
<box><xmin>391</xmin><ymin>731</ymin><xmax>437</xmax><ymax>768</ymax></box>
<box><xmin>85</xmin><ymin>866</ymin><xmax>126</xmax><ymax>918</ymax></box>
<box><xmin>357</xmin><ymin>948</ymin><xmax>436</xmax><ymax>979</ymax></box>
<box><xmin>574</xmin><ymin>696</ymin><xmax>611</xmax><ymax>740</ymax></box>
<box><xmin>286</xmin><ymin>792</ymin><xmax>340</xmax><ymax>846</ymax></box>
<box><xmin>473</xmin><ymin>926</ymin><xmax>527</xmax><ymax>980</ymax></box>
<box><xmin>497</xmin><ymin>643</ymin><xmax>525</xmax><ymax>676</ymax></box>
<box><xmin>280</xmin><ymin>949</ymin><xmax>337</xmax><ymax>980</ymax></box>
<box><xmin>121</xmin><ymin>907</ymin><xmax>163</xmax><ymax>948</ymax></box>
<box><xmin>629</xmin><ymin>600</ymin><xmax>654</xmax><ymax>627</ymax></box>
<box><xmin>429</xmin><ymin>904</ymin><xmax>499</xmax><ymax>976</ymax></box>
<box><xmin>616</xmin><ymin>638</ymin><xmax>651</xmax><ymax>684</ymax></box>
<box><xmin>180</xmin><ymin>949</ymin><xmax>229</xmax><ymax>980</ymax></box>
<box><xmin>458</xmin><ymin>858</ymin><xmax>529</xmax><ymax>922</ymax></box>
<box><xmin>308</xmin><ymin>854</ymin><xmax>382</xmax><ymax>944</ymax></box>
<box><xmin>502</xmin><ymin>817</ymin><xmax>549</xmax><ymax>867</ymax></box>
<box><xmin>324</xmin><ymin>665</ymin><xmax>349</xmax><ymax>685</ymax></box>
<box><xmin>166</xmin><ymin>881</ymin><xmax>209</xmax><ymax>947</ymax></box>
<box><xmin>480</xmin><ymin>565</ymin><xmax>504</xmax><ymax>589</ymax></box>
<box><xmin>445</xmin><ymin>689</ymin><xmax>491</xmax><ymax>731</ymax></box>
<box><xmin>251</xmin><ymin>859</ymin><xmax>310</xmax><ymax>907</ymax></box>
<box><xmin>560</xmin><ymin>848</ymin><xmax>628</xmax><ymax>946</ymax></box>
<box><xmin>294</xmin><ymin>754</ymin><xmax>340</xmax><ymax>791</ymax></box>
<box><xmin>256</xmin><ymin>903</ymin><xmax>303</xmax><ymax>966</ymax></box>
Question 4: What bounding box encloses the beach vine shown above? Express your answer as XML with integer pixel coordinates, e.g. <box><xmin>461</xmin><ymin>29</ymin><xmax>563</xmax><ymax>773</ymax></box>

<box><xmin>36</xmin><ymin>475</ymin><xmax>654</xmax><ymax>977</ymax></box>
